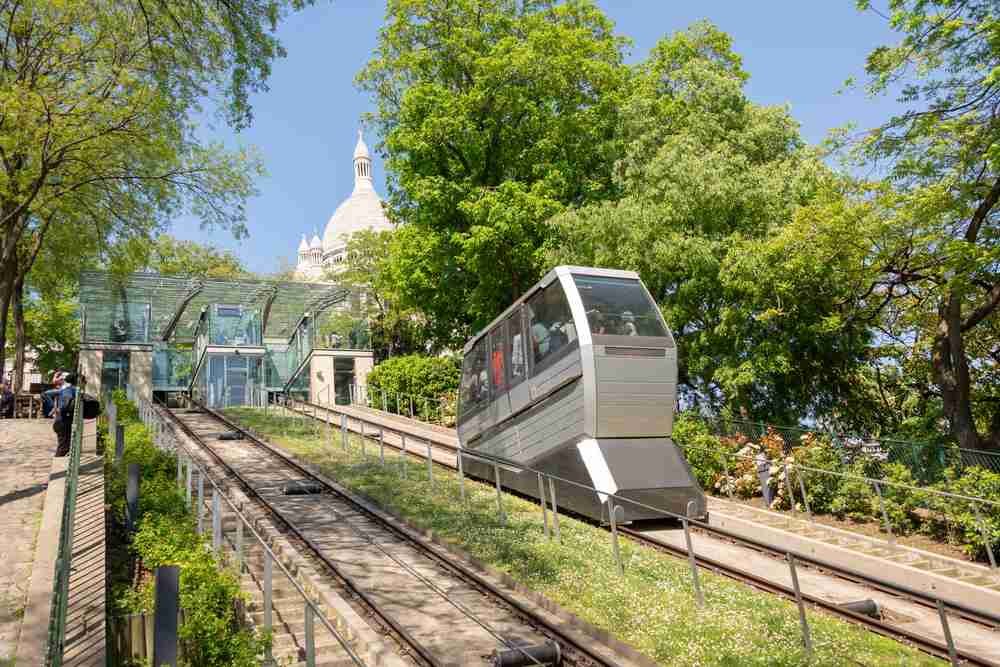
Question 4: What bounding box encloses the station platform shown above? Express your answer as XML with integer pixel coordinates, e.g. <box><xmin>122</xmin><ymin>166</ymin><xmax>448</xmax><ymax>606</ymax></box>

<box><xmin>0</xmin><ymin>418</ymin><xmax>105</xmax><ymax>667</ymax></box>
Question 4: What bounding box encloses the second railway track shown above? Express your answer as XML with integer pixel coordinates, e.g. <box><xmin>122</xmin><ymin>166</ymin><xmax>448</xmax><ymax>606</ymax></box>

<box><xmin>161</xmin><ymin>400</ymin><xmax>653</xmax><ymax>667</ymax></box>
<box><xmin>275</xmin><ymin>397</ymin><xmax>1000</xmax><ymax>667</ymax></box>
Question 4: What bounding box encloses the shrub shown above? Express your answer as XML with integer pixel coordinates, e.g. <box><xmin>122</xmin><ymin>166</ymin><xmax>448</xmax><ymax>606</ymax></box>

<box><xmin>880</xmin><ymin>463</ymin><xmax>923</xmax><ymax>534</ymax></box>
<box><xmin>673</xmin><ymin>414</ymin><xmax>728</xmax><ymax>491</ymax></box>
<box><xmin>932</xmin><ymin>466</ymin><xmax>1000</xmax><ymax>562</ymax></box>
<box><xmin>791</xmin><ymin>434</ymin><xmax>843</xmax><ymax>515</ymax></box>
<box><xmin>367</xmin><ymin>354</ymin><xmax>460</xmax><ymax>420</ymax></box>
<box><xmin>104</xmin><ymin>393</ymin><xmax>267</xmax><ymax>664</ymax></box>
<box><xmin>829</xmin><ymin>460</ymin><xmax>877</xmax><ymax>523</ymax></box>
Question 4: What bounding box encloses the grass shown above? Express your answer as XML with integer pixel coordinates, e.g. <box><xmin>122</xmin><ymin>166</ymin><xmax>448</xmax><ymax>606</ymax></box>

<box><xmin>224</xmin><ymin>407</ymin><xmax>943</xmax><ymax>667</ymax></box>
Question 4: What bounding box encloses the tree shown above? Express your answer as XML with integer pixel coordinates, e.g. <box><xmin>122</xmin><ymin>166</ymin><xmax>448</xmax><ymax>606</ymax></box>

<box><xmin>332</xmin><ymin>229</ymin><xmax>430</xmax><ymax>360</ymax></box>
<box><xmin>146</xmin><ymin>235</ymin><xmax>249</xmax><ymax>279</ymax></box>
<box><xmin>546</xmin><ymin>22</ymin><xmax>869</xmax><ymax>421</ymax></box>
<box><xmin>357</xmin><ymin>0</ymin><xmax>628</xmax><ymax>347</ymax></box>
<box><xmin>849</xmin><ymin>0</ymin><xmax>1000</xmax><ymax>449</ymax></box>
<box><xmin>0</xmin><ymin>0</ymin><xmax>312</xmax><ymax>375</ymax></box>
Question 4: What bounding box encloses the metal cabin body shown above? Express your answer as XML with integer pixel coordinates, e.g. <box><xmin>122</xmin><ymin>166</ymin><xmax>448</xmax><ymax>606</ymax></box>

<box><xmin>457</xmin><ymin>266</ymin><xmax>707</xmax><ymax>523</ymax></box>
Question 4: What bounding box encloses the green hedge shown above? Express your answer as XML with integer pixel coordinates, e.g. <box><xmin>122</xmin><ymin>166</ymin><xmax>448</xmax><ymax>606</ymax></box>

<box><xmin>366</xmin><ymin>354</ymin><xmax>460</xmax><ymax>422</ymax></box>
<box><xmin>674</xmin><ymin>413</ymin><xmax>1000</xmax><ymax>562</ymax></box>
<box><xmin>105</xmin><ymin>390</ymin><xmax>266</xmax><ymax>666</ymax></box>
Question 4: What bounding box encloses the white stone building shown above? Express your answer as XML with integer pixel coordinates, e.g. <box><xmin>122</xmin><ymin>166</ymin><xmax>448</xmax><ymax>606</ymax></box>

<box><xmin>295</xmin><ymin>131</ymin><xmax>393</xmax><ymax>280</ymax></box>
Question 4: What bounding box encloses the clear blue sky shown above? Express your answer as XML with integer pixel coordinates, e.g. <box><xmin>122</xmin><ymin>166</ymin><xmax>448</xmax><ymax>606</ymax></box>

<box><xmin>172</xmin><ymin>1</ymin><xmax>903</xmax><ymax>275</ymax></box>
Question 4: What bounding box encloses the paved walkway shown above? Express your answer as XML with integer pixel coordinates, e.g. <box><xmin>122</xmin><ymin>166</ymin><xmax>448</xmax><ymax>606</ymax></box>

<box><xmin>0</xmin><ymin>418</ymin><xmax>61</xmax><ymax>666</ymax></box>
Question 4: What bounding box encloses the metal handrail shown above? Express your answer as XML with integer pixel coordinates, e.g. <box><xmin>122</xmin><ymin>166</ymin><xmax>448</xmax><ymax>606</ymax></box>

<box><xmin>45</xmin><ymin>374</ymin><xmax>87</xmax><ymax>667</ymax></box>
<box><xmin>138</xmin><ymin>395</ymin><xmax>364</xmax><ymax>666</ymax></box>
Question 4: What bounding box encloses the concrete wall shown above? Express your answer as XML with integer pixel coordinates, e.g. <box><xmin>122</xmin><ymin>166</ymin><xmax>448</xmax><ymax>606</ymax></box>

<box><xmin>354</xmin><ymin>355</ymin><xmax>373</xmax><ymax>389</ymax></box>
<box><xmin>309</xmin><ymin>353</ymin><xmax>335</xmax><ymax>404</ymax></box>
<box><xmin>79</xmin><ymin>349</ymin><xmax>102</xmax><ymax>396</ymax></box>
<box><xmin>129</xmin><ymin>350</ymin><xmax>152</xmax><ymax>401</ymax></box>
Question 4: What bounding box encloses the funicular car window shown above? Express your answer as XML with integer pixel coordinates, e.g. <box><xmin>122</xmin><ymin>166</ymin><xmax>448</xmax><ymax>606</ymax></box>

<box><xmin>506</xmin><ymin>309</ymin><xmax>526</xmax><ymax>388</ymax></box>
<box><xmin>459</xmin><ymin>336</ymin><xmax>490</xmax><ymax>421</ymax></box>
<box><xmin>526</xmin><ymin>281</ymin><xmax>578</xmax><ymax>375</ymax></box>
<box><xmin>573</xmin><ymin>275</ymin><xmax>668</xmax><ymax>338</ymax></box>
<box><xmin>489</xmin><ymin>323</ymin><xmax>508</xmax><ymax>394</ymax></box>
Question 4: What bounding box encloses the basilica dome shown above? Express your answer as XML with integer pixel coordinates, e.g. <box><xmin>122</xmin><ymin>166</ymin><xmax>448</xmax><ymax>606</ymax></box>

<box><xmin>295</xmin><ymin>131</ymin><xmax>393</xmax><ymax>279</ymax></box>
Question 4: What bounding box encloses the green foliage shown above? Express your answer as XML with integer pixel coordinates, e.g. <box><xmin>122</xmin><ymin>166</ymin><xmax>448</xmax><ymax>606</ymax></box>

<box><xmin>359</xmin><ymin>0</ymin><xmax>629</xmax><ymax>347</ymax></box>
<box><xmin>104</xmin><ymin>393</ymin><xmax>266</xmax><ymax>664</ymax></box>
<box><xmin>843</xmin><ymin>0</ymin><xmax>1000</xmax><ymax>449</ymax></box>
<box><xmin>147</xmin><ymin>235</ymin><xmax>250</xmax><ymax>279</ymax></box>
<box><xmin>673</xmin><ymin>414</ymin><xmax>728</xmax><ymax>491</ymax></box>
<box><xmin>367</xmin><ymin>354</ymin><xmax>460</xmax><ymax>419</ymax></box>
<box><xmin>930</xmin><ymin>466</ymin><xmax>1000</xmax><ymax>561</ymax></box>
<box><xmin>545</xmin><ymin>22</ymin><xmax>868</xmax><ymax>423</ymax></box>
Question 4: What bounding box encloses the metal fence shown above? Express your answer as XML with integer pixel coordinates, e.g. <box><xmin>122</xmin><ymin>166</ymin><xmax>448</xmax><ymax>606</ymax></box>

<box><xmin>45</xmin><ymin>375</ymin><xmax>86</xmax><ymax>667</ymax></box>
<box><xmin>350</xmin><ymin>383</ymin><xmax>455</xmax><ymax>427</ymax></box>
<box><xmin>698</xmin><ymin>416</ymin><xmax>1000</xmax><ymax>480</ymax></box>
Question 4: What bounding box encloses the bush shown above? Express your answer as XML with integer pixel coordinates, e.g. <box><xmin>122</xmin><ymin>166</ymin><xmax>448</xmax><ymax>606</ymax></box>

<box><xmin>673</xmin><ymin>414</ymin><xmax>729</xmax><ymax>491</ymax></box>
<box><xmin>104</xmin><ymin>393</ymin><xmax>267</xmax><ymax>665</ymax></box>
<box><xmin>367</xmin><ymin>354</ymin><xmax>460</xmax><ymax>420</ymax></box>
<box><xmin>791</xmin><ymin>434</ymin><xmax>843</xmax><ymax>515</ymax></box>
<box><xmin>932</xmin><ymin>466</ymin><xmax>1000</xmax><ymax>561</ymax></box>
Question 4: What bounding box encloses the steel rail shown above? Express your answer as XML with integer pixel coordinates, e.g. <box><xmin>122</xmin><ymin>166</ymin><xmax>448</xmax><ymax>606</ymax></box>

<box><xmin>282</xmin><ymin>398</ymin><xmax>1000</xmax><ymax>658</ymax></box>
<box><xmin>289</xmin><ymin>399</ymin><xmax>1000</xmax><ymax>625</ymax></box>
<box><xmin>174</xmin><ymin>400</ymin><xmax>627</xmax><ymax>667</ymax></box>
<box><xmin>161</xmin><ymin>403</ymin><xmax>443</xmax><ymax>667</ymax></box>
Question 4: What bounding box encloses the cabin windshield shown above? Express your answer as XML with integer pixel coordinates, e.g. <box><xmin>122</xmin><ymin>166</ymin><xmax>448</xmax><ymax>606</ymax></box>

<box><xmin>573</xmin><ymin>275</ymin><xmax>668</xmax><ymax>338</ymax></box>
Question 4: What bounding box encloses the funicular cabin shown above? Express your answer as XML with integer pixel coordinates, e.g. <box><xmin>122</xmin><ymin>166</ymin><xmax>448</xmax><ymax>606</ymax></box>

<box><xmin>457</xmin><ymin>266</ymin><xmax>707</xmax><ymax>523</ymax></box>
<box><xmin>78</xmin><ymin>271</ymin><xmax>374</xmax><ymax>408</ymax></box>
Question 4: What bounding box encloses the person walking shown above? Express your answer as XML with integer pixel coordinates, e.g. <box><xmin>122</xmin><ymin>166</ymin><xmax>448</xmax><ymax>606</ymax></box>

<box><xmin>52</xmin><ymin>373</ymin><xmax>77</xmax><ymax>457</ymax></box>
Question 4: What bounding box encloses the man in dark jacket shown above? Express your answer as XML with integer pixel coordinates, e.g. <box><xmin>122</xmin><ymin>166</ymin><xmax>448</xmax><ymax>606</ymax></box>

<box><xmin>0</xmin><ymin>382</ymin><xmax>14</xmax><ymax>418</ymax></box>
<box><xmin>52</xmin><ymin>373</ymin><xmax>77</xmax><ymax>457</ymax></box>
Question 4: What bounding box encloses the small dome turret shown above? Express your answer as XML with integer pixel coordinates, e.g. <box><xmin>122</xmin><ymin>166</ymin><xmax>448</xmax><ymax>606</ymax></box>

<box><xmin>310</xmin><ymin>233</ymin><xmax>322</xmax><ymax>249</ymax></box>
<box><xmin>298</xmin><ymin>234</ymin><xmax>309</xmax><ymax>253</ymax></box>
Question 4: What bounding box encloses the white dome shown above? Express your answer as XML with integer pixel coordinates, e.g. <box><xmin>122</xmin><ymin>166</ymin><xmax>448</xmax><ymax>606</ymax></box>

<box><xmin>321</xmin><ymin>130</ymin><xmax>392</xmax><ymax>254</ymax></box>
<box><xmin>322</xmin><ymin>187</ymin><xmax>392</xmax><ymax>253</ymax></box>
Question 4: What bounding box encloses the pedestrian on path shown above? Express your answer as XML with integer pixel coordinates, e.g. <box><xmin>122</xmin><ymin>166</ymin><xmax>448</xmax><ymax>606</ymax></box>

<box><xmin>52</xmin><ymin>373</ymin><xmax>77</xmax><ymax>457</ymax></box>
<box><xmin>42</xmin><ymin>369</ymin><xmax>64</xmax><ymax>417</ymax></box>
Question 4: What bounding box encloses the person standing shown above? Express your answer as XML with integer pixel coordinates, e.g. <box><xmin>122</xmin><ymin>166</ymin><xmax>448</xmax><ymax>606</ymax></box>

<box><xmin>0</xmin><ymin>382</ymin><xmax>14</xmax><ymax>419</ymax></box>
<box><xmin>42</xmin><ymin>370</ymin><xmax>64</xmax><ymax>417</ymax></box>
<box><xmin>52</xmin><ymin>373</ymin><xmax>77</xmax><ymax>457</ymax></box>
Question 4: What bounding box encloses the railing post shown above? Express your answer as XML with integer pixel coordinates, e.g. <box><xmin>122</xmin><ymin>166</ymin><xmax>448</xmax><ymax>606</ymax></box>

<box><xmin>972</xmin><ymin>502</ymin><xmax>997</xmax><ymax>572</ymax></box>
<box><xmin>212</xmin><ymin>489</ymin><xmax>222</xmax><ymax>551</ymax></box>
<box><xmin>457</xmin><ymin>449</ymin><xmax>465</xmax><ymax>502</ymax></box>
<box><xmin>796</xmin><ymin>465</ymin><xmax>813</xmax><ymax>522</ymax></box>
<box><xmin>721</xmin><ymin>452</ymin><xmax>735</xmax><ymax>500</ymax></box>
<box><xmin>494</xmin><ymin>464</ymin><xmax>505</xmax><ymax>524</ymax></box>
<box><xmin>537</xmin><ymin>472</ymin><xmax>550</xmax><ymax>539</ymax></box>
<box><xmin>360</xmin><ymin>422</ymin><xmax>367</xmax><ymax>458</ymax></box>
<box><xmin>235</xmin><ymin>515</ymin><xmax>244</xmax><ymax>573</ymax></box>
<box><xmin>782</xmin><ymin>461</ymin><xmax>797</xmax><ymax>515</ymax></box>
<box><xmin>114</xmin><ymin>423</ymin><xmax>125</xmax><ymax>465</ymax></box>
<box><xmin>185</xmin><ymin>460</ymin><xmax>193</xmax><ymax>507</ymax></box>
<box><xmin>400</xmin><ymin>434</ymin><xmax>407</xmax><ymax>479</ymax></box>
<box><xmin>379</xmin><ymin>428</ymin><xmax>385</xmax><ymax>466</ymax></box>
<box><xmin>152</xmin><ymin>566</ymin><xmax>180</xmax><ymax>667</ymax></box>
<box><xmin>936</xmin><ymin>600</ymin><xmax>959</xmax><ymax>666</ymax></box>
<box><xmin>341</xmin><ymin>414</ymin><xmax>348</xmax><ymax>450</ymax></box>
<box><xmin>263</xmin><ymin>549</ymin><xmax>273</xmax><ymax>662</ymax></box>
<box><xmin>873</xmin><ymin>481</ymin><xmax>895</xmax><ymax>546</ymax></box>
<box><xmin>609</xmin><ymin>504</ymin><xmax>624</xmax><ymax>576</ymax></box>
<box><xmin>683</xmin><ymin>502</ymin><xmax>704</xmax><ymax>606</ymax></box>
<box><xmin>409</xmin><ymin>395</ymin><xmax>414</xmax><ymax>419</ymax></box>
<box><xmin>176</xmin><ymin>455</ymin><xmax>182</xmax><ymax>485</ymax></box>
<box><xmin>196</xmin><ymin>471</ymin><xmax>205</xmax><ymax>534</ymax></box>
<box><xmin>548</xmin><ymin>478</ymin><xmax>561</xmax><ymax>543</ymax></box>
<box><xmin>426</xmin><ymin>440</ymin><xmax>433</xmax><ymax>486</ymax></box>
<box><xmin>787</xmin><ymin>553</ymin><xmax>813</xmax><ymax>658</ymax></box>
<box><xmin>126</xmin><ymin>463</ymin><xmax>140</xmax><ymax>534</ymax></box>
<box><xmin>305</xmin><ymin>602</ymin><xmax>316</xmax><ymax>667</ymax></box>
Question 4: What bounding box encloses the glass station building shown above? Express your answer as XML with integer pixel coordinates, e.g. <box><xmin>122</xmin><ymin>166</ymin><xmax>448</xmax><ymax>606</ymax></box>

<box><xmin>78</xmin><ymin>271</ymin><xmax>373</xmax><ymax>407</ymax></box>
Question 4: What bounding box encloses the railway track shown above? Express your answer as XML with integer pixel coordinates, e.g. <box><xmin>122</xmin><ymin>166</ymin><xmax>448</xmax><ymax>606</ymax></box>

<box><xmin>161</xmin><ymin>400</ymin><xmax>653</xmax><ymax>667</ymax></box>
<box><xmin>275</xmin><ymin>397</ymin><xmax>1000</xmax><ymax>666</ymax></box>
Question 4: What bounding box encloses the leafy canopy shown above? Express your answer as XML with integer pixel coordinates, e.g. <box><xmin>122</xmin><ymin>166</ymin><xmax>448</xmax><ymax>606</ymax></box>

<box><xmin>358</xmin><ymin>0</ymin><xmax>629</xmax><ymax>347</ymax></box>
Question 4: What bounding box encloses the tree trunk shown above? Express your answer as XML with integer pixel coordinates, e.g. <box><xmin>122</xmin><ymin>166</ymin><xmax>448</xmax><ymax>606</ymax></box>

<box><xmin>0</xmin><ymin>268</ymin><xmax>14</xmax><ymax>381</ymax></box>
<box><xmin>931</xmin><ymin>291</ymin><xmax>988</xmax><ymax>450</ymax></box>
<box><xmin>13</xmin><ymin>275</ymin><xmax>25</xmax><ymax>393</ymax></box>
